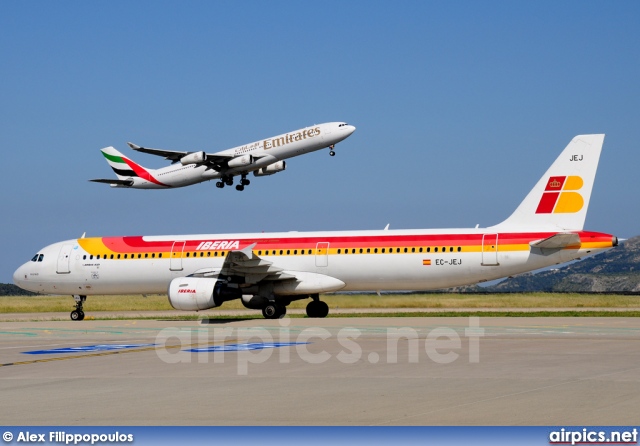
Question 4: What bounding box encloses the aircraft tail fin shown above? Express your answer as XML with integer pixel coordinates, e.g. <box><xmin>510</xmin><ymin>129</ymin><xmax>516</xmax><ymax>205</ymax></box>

<box><xmin>99</xmin><ymin>146</ymin><xmax>142</xmax><ymax>180</ymax></box>
<box><xmin>491</xmin><ymin>134</ymin><xmax>604</xmax><ymax>231</ymax></box>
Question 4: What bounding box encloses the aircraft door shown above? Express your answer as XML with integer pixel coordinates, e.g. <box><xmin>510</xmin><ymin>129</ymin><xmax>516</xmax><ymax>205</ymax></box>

<box><xmin>170</xmin><ymin>241</ymin><xmax>186</xmax><ymax>271</ymax></box>
<box><xmin>56</xmin><ymin>244</ymin><xmax>74</xmax><ymax>274</ymax></box>
<box><xmin>315</xmin><ymin>242</ymin><xmax>329</xmax><ymax>267</ymax></box>
<box><xmin>481</xmin><ymin>234</ymin><xmax>499</xmax><ymax>266</ymax></box>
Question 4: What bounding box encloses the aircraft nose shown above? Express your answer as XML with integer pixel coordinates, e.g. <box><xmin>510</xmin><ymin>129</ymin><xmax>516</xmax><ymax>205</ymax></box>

<box><xmin>13</xmin><ymin>264</ymin><xmax>26</xmax><ymax>287</ymax></box>
<box><xmin>346</xmin><ymin>125</ymin><xmax>356</xmax><ymax>135</ymax></box>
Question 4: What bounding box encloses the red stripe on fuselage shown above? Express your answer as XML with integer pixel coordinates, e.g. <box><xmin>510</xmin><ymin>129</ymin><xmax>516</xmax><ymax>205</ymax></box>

<box><xmin>122</xmin><ymin>158</ymin><xmax>169</xmax><ymax>187</ymax></box>
<box><xmin>95</xmin><ymin>231</ymin><xmax>613</xmax><ymax>254</ymax></box>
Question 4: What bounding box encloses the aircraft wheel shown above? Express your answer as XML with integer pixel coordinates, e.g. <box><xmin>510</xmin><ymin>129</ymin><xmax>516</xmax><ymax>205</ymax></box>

<box><xmin>329</xmin><ymin>151</ymin><xmax>335</xmax><ymax>156</ymax></box>
<box><xmin>70</xmin><ymin>310</ymin><xmax>81</xmax><ymax>321</ymax></box>
<box><xmin>262</xmin><ymin>303</ymin><xmax>286</xmax><ymax>319</ymax></box>
<box><xmin>225</xmin><ymin>179</ymin><xmax>234</xmax><ymax>186</ymax></box>
<box><xmin>241</xmin><ymin>179</ymin><xmax>250</xmax><ymax>186</ymax></box>
<box><xmin>315</xmin><ymin>301</ymin><xmax>329</xmax><ymax>318</ymax></box>
<box><xmin>306</xmin><ymin>300</ymin><xmax>329</xmax><ymax>318</ymax></box>
<box><xmin>77</xmin><ymin>311</ymin><xmax>85</xmax><ymax>321</ymax></box>
<box><xmin>216</xmin><ymin>182</ymin><xmax>224</xmax><ymax>188</ymax></box>
<box><xmin>236</xmin><ymin>185</ymin><xmax>244</xmax><ymax>191</ymax></box>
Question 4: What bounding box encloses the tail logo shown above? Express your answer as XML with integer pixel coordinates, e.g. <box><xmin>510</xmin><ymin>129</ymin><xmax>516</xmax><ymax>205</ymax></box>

<box><xmin>535</xmin><ymin>176</ymin><xmax>584</xmax><ymax>214</ymax></box>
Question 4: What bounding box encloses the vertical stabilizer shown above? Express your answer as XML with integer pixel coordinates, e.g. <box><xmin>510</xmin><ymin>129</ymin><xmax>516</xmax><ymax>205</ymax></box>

<box><xmin>491</xmin><ymin>134</ymin><xmax>604</xmax><ymax>231</ymax></box>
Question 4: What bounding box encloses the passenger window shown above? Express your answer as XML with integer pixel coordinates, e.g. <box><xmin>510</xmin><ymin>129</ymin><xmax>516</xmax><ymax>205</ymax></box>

<box><xmin>450</xmin><ymin>247</ymin><xmax>454</xmax><ymax>252</ymax></box>
<box><xmin>404</xmin><ymin>248</ymin><xmax>408</xmax><ymax>253</ymax></box>
<box><xmin>419</xmin><ymin>247</ymin><xmax>423</xmax><ymax>253</ymax></box>
<box><xmin>90</xmin><ymin>255</ymin><xmax>94</xmax><ymax>259</ymax></box>
<box><xmin>411</xmin><ymin>248</ymin><xmax>415</xmax><ymax>253</ymax></box>
<box><xmin>457</xmin><ymin>247</ymin><xmax>461</xmax><ymax>252</ymax></box>
<box><xmin>221</xmin><ymin>252</ymin><xmax>225</xmax><ymax>257</ymax></box>
<box><xmin>308</xmin><ymin>249</ymin><xmax>312</xmax><ymax>255</ymax></box>
<box><xmin>435</xmin><ymin>247</ymin><xmax>438</xmax><ymax>252</ymax></box>
<box><xmin>279</xmin><ymin>250</ymin><xmax>283</xmax><ymax>255</ymax></box>
<box><xmin>214</xmin><ymin>252</ymin><xmax>218</xmax><ymax>257</ymax></box>
<box><xmin>117</xmin><ymin>254</ymin><xmax>121</xmax><ymax>259</ymax></box>
<box><xmin>287</xmin><ymin>250</ymin><xmax>290</xmax><ymax>255</ymax></box>
<box><xmin>152</xmin><ymin>253</ymin><xmax>156</xmax><ymax>258</ymax></box>
<box><xmin>206</xmin><ymin>252</ymin><xmax>210</xmax><ymax>257</ymax></box>
<box><xmin>352</xmin><ymin>249</ymin><xmax>356</xmax><ymax>254</ymax></box>
<box><xmin>200</xmin><ymin>252</ymin><xmax>204</xmax><ymax>257</ymax></box>
<box><xmin>97</xmin><ymin>255</ymin><xmax>101</xmax><ymax>259</ymax></box>
<box><xmin>110</xmin><ymin>254</ymin><xmax>114</xmax><ymax>259</ymax></box>
<box><xmin>337</xmin><ymin>249</ymin><xmax>341</xmax><ymax>254</ymax></box>
<box><xmin>294</xmin><ymin>250</ymin><xmax>298</xmax><ymax>255</ymax></box>
<box><xmin>124</xmin><ymin>254</ymin><xmax>128</xmax><ymax>259</ymax></box>
<box><xmin>159</xmin><ymin>253</ymin><xmax>163</xmax><ymax>258</ymax></box>
<box><xmin>258</xmin><ymin>250</ymin><xmax>262</xmax><ymax>255</ymax></box>
<box><xmin>138</xmin><ymin>254</ymin><xmax>142</xmax><ymax>259</ymax></box>
<box><xmin>367</xmin><ymin>248</ymin><xmax>370</xmax><ymax>253</ymax></box>
<box><xmin>427</xmin><ymin>247</ymin><xmax>431</xmax><ymax>253</ymax></box>
<box><xmin>359</xmin><ymin>248</ymin><xmax>363</xmax><ymax>253</ymax></box>
<box><xmin>381</xmin><ymin>248</ymin><xmax>385</xmax><ymax>253</ymax></box>
<box><xmin>442</xmin><ymin>247</ymin><xmax>446</xmax><ymax>252</ymax></box>
<box><xmin>186</xmin><ymin>253</ymin><xmax>190</xmax><ymax>257</ymax></box>
<box><xmin>83</xmin><ymin>255</ymin><xmax>87</xmax><ymax>260</ymax></box>
<box><xmin>374</xmin><ymin>248</ymin><xmax>378</xmax><ymax>253</ymax></box>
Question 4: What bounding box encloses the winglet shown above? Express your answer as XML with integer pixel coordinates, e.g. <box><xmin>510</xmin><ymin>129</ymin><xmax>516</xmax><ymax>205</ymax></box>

<box><xmin>127</xmin><ymin>142</ymin><xmax>141</xmax><ymax>150</ymax></box>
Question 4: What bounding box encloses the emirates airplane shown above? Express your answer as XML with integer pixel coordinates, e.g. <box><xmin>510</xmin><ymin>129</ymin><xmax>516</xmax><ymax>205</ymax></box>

<box><xmin>16</xmin><ymin>134</ymin><xmax>617</xmax><ymax>320</ymax></box>
<box><xmin>91</xmin><ymin>122</ymin><xmax>356</xmax><ymax>191</ymax></box>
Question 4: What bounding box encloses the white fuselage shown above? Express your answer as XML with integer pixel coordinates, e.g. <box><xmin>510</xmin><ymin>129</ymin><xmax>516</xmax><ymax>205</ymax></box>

<box><xmin>133</xmin><ymin>122</ymin><xmax>355</xmax><ymax>189</ymax></box>
<box><xmin>13</xmin><ymin>227</ymin><xmax>616</xmax><ymax>297</ymax></box>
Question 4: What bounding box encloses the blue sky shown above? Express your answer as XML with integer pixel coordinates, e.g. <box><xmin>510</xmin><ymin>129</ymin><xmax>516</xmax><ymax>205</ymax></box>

<box><xmin>1</xmin><ymin>1</ymin><xmax>639</xmax><ymax>282</ymax></box>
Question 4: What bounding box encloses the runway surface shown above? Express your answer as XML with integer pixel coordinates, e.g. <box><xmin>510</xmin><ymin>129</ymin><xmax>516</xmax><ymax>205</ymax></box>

<box><xmin>1</xmin><ymin>317</ymin><xmax>639</xmax><ymax>425</ymax></box>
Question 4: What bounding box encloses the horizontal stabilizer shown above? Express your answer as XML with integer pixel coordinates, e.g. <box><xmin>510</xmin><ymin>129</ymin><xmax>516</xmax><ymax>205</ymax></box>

<box><xmin>530</xmin><ymin>233</ymin><xmax>580</xmax><ymax>249</ymax></box>
<box><xmin>89</xmin><ymin>178</ymin><xmax>134</xmax><ymax>187</ymax></box>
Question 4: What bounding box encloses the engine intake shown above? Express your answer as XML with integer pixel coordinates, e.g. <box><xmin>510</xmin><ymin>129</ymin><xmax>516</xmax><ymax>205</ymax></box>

<box><xmin>168</xmin><ymin>277</ymin><xmax>241</xmax><ymax>311</ymax></box>
<box><xmin>254</xmin><ymin>160</ymin><xmax>286</xmax><ymax>176</ymax></box>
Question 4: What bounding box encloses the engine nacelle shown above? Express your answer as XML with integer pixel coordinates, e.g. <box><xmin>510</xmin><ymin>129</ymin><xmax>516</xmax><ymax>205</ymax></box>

<box><xmin>227</xmin><ymin>154</ymin><xmax>253</xmax><ymax>168</ymax></box>
<box><xmin>180</xmin><ymin>151</ymin><xmax>206</xmax><ymax>166</ymax></box>
<box><xmin>167</xmin><ymin>277</ymin><xmax>241</xmax><ymax>311</ymax></box>
<box><xmin>253</xmin><ymin>160</ymin><xmax>286</xmax><ymax>177</ymax></box>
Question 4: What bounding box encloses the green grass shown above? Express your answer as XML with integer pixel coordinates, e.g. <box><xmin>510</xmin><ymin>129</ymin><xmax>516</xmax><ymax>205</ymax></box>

<box><xmin>1</xmin><ymin>292</ymin><xmax>639</xmax><ymax>314</ymax></box>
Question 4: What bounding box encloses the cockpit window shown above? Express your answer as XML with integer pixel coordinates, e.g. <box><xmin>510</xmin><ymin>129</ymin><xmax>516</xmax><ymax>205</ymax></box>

<box><xmin>38</xmin><ymin>254</ymin><xmax>44</xmax><ymax>262</ymax></box>
<box><xmin>31</xmin><ymin>254</ymin><xmax>38</xmax><ymax>262</ymax></box>
<box><xmin>338</xmin><ymin>123</ymin><xmax>349</xmax><ymax>127</ymax></box>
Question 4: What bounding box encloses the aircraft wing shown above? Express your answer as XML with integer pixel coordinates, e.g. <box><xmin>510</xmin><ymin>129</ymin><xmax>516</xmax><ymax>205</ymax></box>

<box><xmin>89</xmin><ymin>178</ymin><xmax>134</xmax><ymax>186</ymax></box>
<box><xmin>221</xmin><ymin>243</ymin><xmax>296</xmax><ymax>283</ymax></box>
<box><xmin>127</xmin><ymin>142</ymin><xmax>234</xmax><ymax>165</ymax></box>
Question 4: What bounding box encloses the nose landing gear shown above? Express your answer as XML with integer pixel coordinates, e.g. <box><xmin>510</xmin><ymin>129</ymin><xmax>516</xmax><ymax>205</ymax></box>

<box><xmin>329</xmin><ymin>144</ymin><xmax>336</xmax><ymax>156</ymax></box>
<box><xmin>70</xmin><ymin>295</ymin><xmax>86</xmax><ymax>321</ymax></box>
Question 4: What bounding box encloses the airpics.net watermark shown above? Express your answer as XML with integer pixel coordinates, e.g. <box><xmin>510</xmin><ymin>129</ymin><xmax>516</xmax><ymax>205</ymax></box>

<box><xmin>154</xmin><ymin>316</ymin><xmax>485</xmax><ymax>375</ymax></box>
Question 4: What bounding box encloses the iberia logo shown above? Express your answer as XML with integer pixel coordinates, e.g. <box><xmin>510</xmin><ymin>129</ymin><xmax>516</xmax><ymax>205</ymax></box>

<box><xmin>535</xmin><ymin>176</ymin><xmax>584</xmax><ymax>214</ymax></box>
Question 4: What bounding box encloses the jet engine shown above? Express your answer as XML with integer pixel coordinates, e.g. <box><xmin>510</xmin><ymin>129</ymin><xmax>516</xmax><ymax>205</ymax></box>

<box><xmin>227</xmin><ymin>154</ymin><xmax>253</xmax><ymax>168</ymax></box>
<box><xmin>180</xmin><ymin>151</ymin><xmax>206</xmax><ymax>165</ymax></box>
<box><xmin>253</xmin><ymin>160</ymin><xmax>286</xmax><ymax>176</ymax></box>
<box><xmin>167</xmin><ymin>277</ymin><xmax>242</xmax><ymax>311</ymax></box>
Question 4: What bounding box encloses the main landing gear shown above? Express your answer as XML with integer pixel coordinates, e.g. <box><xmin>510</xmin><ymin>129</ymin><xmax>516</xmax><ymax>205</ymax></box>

<box><xmin>262</xmin><ymin>302</ymin><xmax>286</xmax><ymax>319</ymax></box>
<box><xmin>216</xmin><ymin>174</ymin><xmax>251</xmax><ymax>191</ymax></box>
<box><xmin>235</xmin><ymin>174</ymin><xmax>250</xmax><ymax>192</ymax></box>
<box><xmin>70</xmin><ymin>295</ymin><xmax>86</xmax><ymax>321</ymax></box>
<box><xmin>306</xmin><ymin>294</ymin><xmax>329</xmax><ymax>318</ymax></box>
<box><xmin>329</xmin><ymin>144</ymin><xmax>336</xmax><ymax>156</ymax></box>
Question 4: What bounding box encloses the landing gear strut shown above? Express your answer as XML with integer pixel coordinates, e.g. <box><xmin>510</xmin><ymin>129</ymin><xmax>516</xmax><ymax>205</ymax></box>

<box><xmin>306</xmin><ymin>294</ymin><xmax>329</xmax><ymax>318</ymax></box>
<box><xmin>71</xmin><ymin>295</ymin><xmax>86</xmax><ymax>321</ymax></box>
<box><xmin>329</xmin><ymin>144</ymin><xmax>336</xmax><ymax>157</ymax></box>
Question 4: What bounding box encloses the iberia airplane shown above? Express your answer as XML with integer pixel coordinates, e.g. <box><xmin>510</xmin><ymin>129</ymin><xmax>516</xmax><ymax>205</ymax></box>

<box><xmin>90</xmin><ymin>122</ymin><xmax>356</xmax><ymax>191</ymax></box>
<box><xmin>16</xmin><ymin>134</ymin><xmax>617</xmax><ymax>320</ymax></box>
